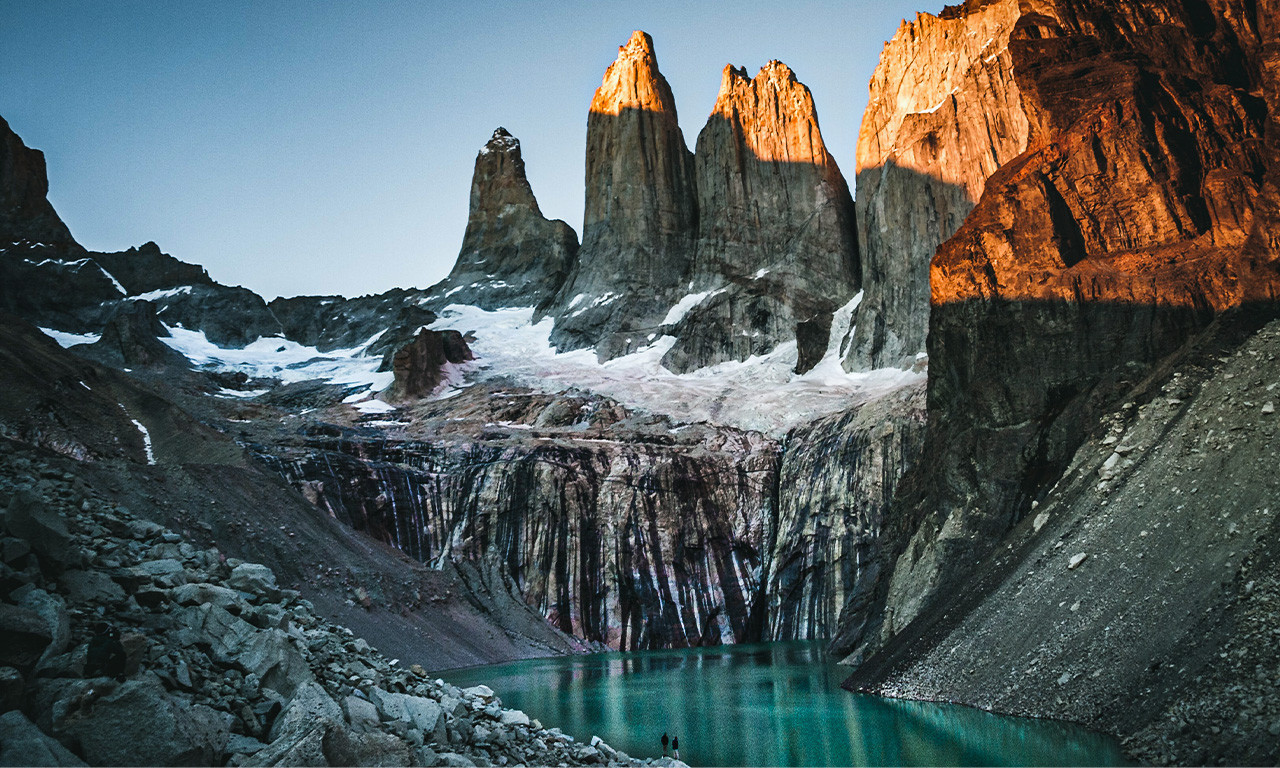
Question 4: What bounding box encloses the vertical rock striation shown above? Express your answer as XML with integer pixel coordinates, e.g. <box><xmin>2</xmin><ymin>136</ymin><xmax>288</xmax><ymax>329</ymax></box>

<box><xmin>846</xmin><ymin>0</ymin><xmax>1030</xmax><ymax>370</ymax></box>
<box><xmin>257</xmin><ymin>409</ymin><xmax>779</xmax><ymax>651</ymax></box>
<box><xmin>842</xmin><ymin>0</ymin><xmax>1280</xmax><ymax>663</ymax></box>
<box><xmin>765</xmin><ymin>382</ymin><xmax>925</xmax><ymax>643</ymax></box>
<box><xmin>547</xmin><ymin>31</ymin><xmax>698</xmax><ymax>360</ymax></box>
<box><xmin>661</xmin><ymin>62</ymin><xmax>860</xmax><ymax>373</ymax></box>
<box><xmin>429</xmin><ymin>128</ymin><xmax>579</xmax><ymax>310</ymax></box>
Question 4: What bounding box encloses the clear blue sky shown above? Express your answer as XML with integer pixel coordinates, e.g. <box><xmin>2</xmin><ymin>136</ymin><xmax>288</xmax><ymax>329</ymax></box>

<box><xmin>1</xmin><ymin>0</ymin><xmax>936</xmax><ymax>299</ymax></box>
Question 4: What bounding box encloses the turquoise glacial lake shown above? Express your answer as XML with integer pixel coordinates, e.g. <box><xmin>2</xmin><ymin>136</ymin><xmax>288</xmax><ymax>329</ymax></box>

<box><xmin>441</xmin><ymin>641</ymin><xmax>1128</xmax><ymax>767</ymax></box>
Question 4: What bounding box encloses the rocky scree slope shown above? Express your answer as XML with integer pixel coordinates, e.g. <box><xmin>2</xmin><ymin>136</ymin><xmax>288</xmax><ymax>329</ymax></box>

<box><xmin>848</xmin><ymin>312</ymin><xmax>1280</xmax><ymax>766</ymax></box>
<box><xmin>0</xmin><ymin>442</ymin><xmax>649</xmax><ymax>767</ymax></box>
<box><xmin>836</xmin><ymin>0</ymin><xmax>1280</xmax><ymax>667</ymax></box>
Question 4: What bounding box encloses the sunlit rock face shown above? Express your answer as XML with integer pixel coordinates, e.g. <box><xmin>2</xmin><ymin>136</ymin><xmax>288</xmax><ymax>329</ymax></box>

<box><xmin>429</xmin><ymin>128</ymin><xmax>579</xmax><ymax>311</ymax></box>
<box><xmin>840</xmin><ymin>0</ymin><xmax>1280</xmax><ymax>660</ymax></box>
<box><xmin>548</xmin><ymin>31</ymin><xmax>698</xmax><ymax>360</ymax></box>
<box><xmin>846</xmin><ymin>0</ymin><xmax>1030</xmax><ymax>371</ymax></box>
<box><xmin>661</xmin><ymin>61</ymin><xmax>860</xmax><ymax>374</ymax></box>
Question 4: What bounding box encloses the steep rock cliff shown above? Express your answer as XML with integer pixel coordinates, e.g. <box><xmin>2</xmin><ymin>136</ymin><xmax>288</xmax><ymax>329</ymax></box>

<box><xmin>384</xmin><ymin>328</ymin><xmax>474</xmax><ymax>401</ymax></box>
<box><xmin>765</xmin><ymin>381</ymin><xmax>925</xmax><ymax>642</ymax></box>
<box><xmin>661</xmin><ymin>62</ymin><xmax>859</xmax><ymax>373</ymax></box>
<box><xmin>429</xmin><ymin>128</ymin><xmax>579</xmax><ymax>310</ymax></box>
<box><xmin>844</xmin><ymin>0</ymin><xmax>1279</xmax><ymax>665</ymax></box>
<box><xmin>255</xmin><ymin>389</ymin><xmax>779</xmax><ymax>651</ymax></box>
<box><xmin>846</xmin><ymin>0</ymin><xmax>1030</xmax><ymax>370</ymax></box>
<box><xmin>547</xmin><ymin>31</ymin><xmax>698</xmax><ymax>360</ymax></box>
<box><xmin>0</xmin><ymin>116</ymin><xmax>80</xmax><ymax>251</ymax></box>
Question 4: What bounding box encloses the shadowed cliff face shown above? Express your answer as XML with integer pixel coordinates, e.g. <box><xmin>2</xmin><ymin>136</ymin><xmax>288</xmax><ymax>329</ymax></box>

<box><xmin>547</xmin><ymin>31</ymin><xmax>698</xmax><ymax>359</ymax></box>
<box><xmin>765</xmin><ymin>382</ymin><xmax>926</xmax><ymax>642</ymax></box>
<box><xmin>0</xmin><ymin>116</ymin><xmax>81</xmax><ymax>251</ymax></box>
<box><xmin>840</xmin><ymin>0</ymin><xmax>1280</xmax><ymax>663</ymax></box>
<box><xmin>429</xmin><ymin>128</ymin><xmax>579</xmax><ymax>310</ymax></box>
<box><xmin>255</xmin><ymin>408</ymin><xmax>779</xmax><ymax>651</ymax></box>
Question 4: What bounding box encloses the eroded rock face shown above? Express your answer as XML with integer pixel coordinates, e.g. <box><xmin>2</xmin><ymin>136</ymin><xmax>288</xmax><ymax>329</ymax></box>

<box><xmin>662</xmin><ymin>62</ymin><xmax>859</xmax><ymax>374</ymax></box>
<box><xmin>846</xmin><ymin>0</ymin><xmax>1030</xmax><ymax>370</ymax></box>
<box><xmin>0</xmin><ymin>116</ymin><xmax>79</xmax><ymax>251</ymax></box>
<box><xmin>258</xmin><ymin>394</ymin><xmax>778</xmax><ymax>651</ymax></box>
<box><xmin>430</xmin><ymin>128</ymin><xmax>579</xmax><ymax>310</ymax></box>
<box><xmin>846</xmin><ymin>0</ymin><xmax>1280</xmax><ymax>661</ymax></box>
<box><xmin>548</xmin><ymin>31</ymin><xmax>698</xmax><ymax>359</ymax></box>
<box><xmin>765</xmin><ymin>382</ymin><xmax>925</xmax><ymax>643</ymax></box>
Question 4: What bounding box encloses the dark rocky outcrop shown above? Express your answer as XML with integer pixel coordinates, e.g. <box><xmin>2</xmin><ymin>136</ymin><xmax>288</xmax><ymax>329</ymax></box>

<box><xmin>0</xmin><ymin>116</ymin><xmax>80</xmax><ymax>251</ymax></box>
<box><xmin>268</xmin><ymin>289</ymin><xmax>437</xmax><ymax>357</ymax></box>
<box><xmin>661</xmin><ymin>61</ymin><xmax>859</xmax><ymax>374</ymax></box>
<box><xmin>547</xmin><ymin>31</ymin><xmax>698</xmax><ymax>360</ymax></box>
<box><xmin>73</xmin><ymin>300</ymin><xmax>190</xmax><ymax>370</ymax></box>
<box><xmin>428</xmin><ymin>128</ymin><xmax>579</xmax><ymax>310</ymax></box>
<box><xmin>384</xmin><ymin>328</ymin><xmax>474</xmax><ymax>401</ymax></box>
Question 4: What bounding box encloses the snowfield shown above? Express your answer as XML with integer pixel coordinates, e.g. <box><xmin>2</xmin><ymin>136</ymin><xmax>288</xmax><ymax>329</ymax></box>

<box><xmin>428</xmin><ymin>292</ymin><xmax>923</xmax><ymax>437</ymax></box>
<box><xmin>39</xmin><ymin>294</ymin><xmax>922</xmax><ymax>435</ymax></box>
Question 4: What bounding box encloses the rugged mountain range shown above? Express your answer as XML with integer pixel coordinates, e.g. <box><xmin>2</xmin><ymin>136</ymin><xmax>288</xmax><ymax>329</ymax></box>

<box><xmin>2</xmin><ymin>5</ymin><xmax>1279</xmax><ymax>765</ymax></box>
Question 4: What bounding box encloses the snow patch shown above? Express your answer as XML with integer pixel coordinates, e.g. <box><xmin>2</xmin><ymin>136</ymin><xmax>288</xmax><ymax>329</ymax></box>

<box><xmin>127</xmin><ymin>286</ymin><xmax>194</xmax><ymax>302</ymax></box>
<box><xmin>118</xmin><ymin>404</ymin><xmax>156</xmax><ymax>465</ymax></box>
<box><xmin>661</xmin><ymin>288</ymin><xmax>726</xmax><ymax>326</ymax></box>
<box><xmin>159</xmin><ymin>327</ymin><xmax>393</xmax><ymax>399</ymax></box>
<box><xmin>40</xmin><ymin>328</ymin><xmax>102</xmax><ymax>347</ymax></box>
<box><xmin>353</xmin><ymin>399</ymin><xmax>397</xmax><ymax>414</ymax></box>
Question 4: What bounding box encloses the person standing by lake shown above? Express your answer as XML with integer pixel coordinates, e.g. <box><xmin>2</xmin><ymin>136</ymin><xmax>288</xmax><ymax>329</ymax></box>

<box><xmin>661</xmin><ymin>733</ymin><xmax>669</xmax><ymax>757</ymax></box>
<box><xmin>672</xmin><ymin>736</ymin><xmax>679</xmax><ymax>761</ymax></box>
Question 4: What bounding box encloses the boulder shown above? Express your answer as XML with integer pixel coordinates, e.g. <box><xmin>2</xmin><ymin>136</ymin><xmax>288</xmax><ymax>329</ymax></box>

<box><xmin>172</xmin><ymin>582</ymin><xmax>241</xmax><ymax>610</ymax></box>
<box><xmin>58</xmin><ymin>569</ymin><xmax>126</xmax><ymax>604</ymax></box>
<box><xmin>0</xmin><ymin>710</ymin><xmax>85</xmax><ymax>767</ymax></box>
<box><xmin>180</xmin><ymin>604</ymin><xmax>312</xmax><ymax>696</ymax></box>
<box><xmin>50</xmin><ymin>673</ymin><xmax>228</xmax><ymax>766</ymax></box>
<box><xmin>226</xmin><ymin>563</ymin><xmax>280</xmax><ymax>600</ymax></box>
<box><xmin>4</xmin><ymin>489</ymin><xmax>78</xmax><ymax>571</ymax></box>
<box><xmin>0</xmin><ymin>602</ymin><xmax>52</xmax><ymax>673</ymax></box>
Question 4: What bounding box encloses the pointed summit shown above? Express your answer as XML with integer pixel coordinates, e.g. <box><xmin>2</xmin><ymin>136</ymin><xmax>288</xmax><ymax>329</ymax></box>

<box><xmin>659</xmin><ymin>60</ymin><xmax>858</xmax><ymax>374</ymax></box>
<box><xmin>0</xmin><ymin>116</ymin><xmax>80</xmax><ymax>251</ymax></box>
<box><xmin>429</xmin><ymin>127</ymin><xmax>578</xmax><ymax>310</ymax></box>
<box><xmin>548</xmin><ymin>31</ymin><xmax>697</xmax><ymax>359</ymax></box>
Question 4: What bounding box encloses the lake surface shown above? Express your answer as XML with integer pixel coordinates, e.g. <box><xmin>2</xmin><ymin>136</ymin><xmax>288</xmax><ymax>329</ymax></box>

<box><xmin>441</xmin><ymin>641</ymin><xmax>1128</xmax><ymax>767</ymax></box>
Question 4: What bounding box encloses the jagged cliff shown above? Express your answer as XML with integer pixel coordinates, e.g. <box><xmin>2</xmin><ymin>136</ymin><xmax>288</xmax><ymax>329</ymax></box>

<box><xmin>547</xmin><ymin>31</ymin><xmax>698</xmax><ymax>359</ymax></box>
<box><xmin>844</xmin><ymin>0</ymin><xmax>1280</xmax><ymax>684</ymax></box>
<box><xmin>428</xmin><ymin>128</ymin><xmax>579</xmax><ymax>310</ymax></box>
<box><xmin>846</xmin><ymin>0</ymin><xmax>1030</xmax><ymax>370</ymax></box>
<box><xmin>661</xmin><ymin>61</ymin><xmax>860</xmax><ymax>374</ymax></box>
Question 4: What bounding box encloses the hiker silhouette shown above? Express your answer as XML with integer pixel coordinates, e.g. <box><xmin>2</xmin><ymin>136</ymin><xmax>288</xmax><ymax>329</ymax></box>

<box><xmin>661</xmin><ymin>732</ymin><xmax>669</xmax><ymax>756</ymax></box>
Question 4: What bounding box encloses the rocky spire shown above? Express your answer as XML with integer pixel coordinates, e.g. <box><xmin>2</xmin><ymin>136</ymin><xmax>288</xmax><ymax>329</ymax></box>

<box><xmin>0</xmin><ymin>115</ymin><xmax>80</xmax><ymax>251</ymax></box>
<box><xmin>659</xmin><ymin>60</ymin><xmax>859</xmax><ymax>373</ymax></box>
<box><xmin>431</xmin><ymin>127</ymin><xmax>578</xmax><ymax>310</ymax></box>
<box><xmin>547</xmin><ymin>31</ymin><xmax>698</xmax><ymax>359</ymax></box>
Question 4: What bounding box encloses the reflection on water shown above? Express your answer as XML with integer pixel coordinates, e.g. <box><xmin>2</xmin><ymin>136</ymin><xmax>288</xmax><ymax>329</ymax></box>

<box><xmin>441</xmin><ymin>642</ymin><xmax>1128</xmax><ymax>767</ymax></box>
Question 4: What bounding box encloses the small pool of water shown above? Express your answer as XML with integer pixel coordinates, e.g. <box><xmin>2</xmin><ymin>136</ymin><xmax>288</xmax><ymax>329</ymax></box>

<box><xmin>441</xmin><ymin>641</ymin><xmax>1127</xmax><ymax>767</ymax></box>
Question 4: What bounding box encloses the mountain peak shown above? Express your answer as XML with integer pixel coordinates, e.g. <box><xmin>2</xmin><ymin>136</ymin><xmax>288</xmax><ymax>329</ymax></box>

<box><xmin>618</xmin><ymin>30</ymin><xmax>656</xmax><ymax>62</ymax></box>
<box><xmin>590</xmin><ymin>30</ymin><xmax>676</xmax><ymax>117</ymax></box>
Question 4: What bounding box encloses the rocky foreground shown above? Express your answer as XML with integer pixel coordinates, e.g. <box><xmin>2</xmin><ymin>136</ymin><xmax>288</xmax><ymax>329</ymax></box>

<box><xmin>0</xmin><ymin>441</ymin><xmax>669</xmax><ymax>767</ymax></box>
